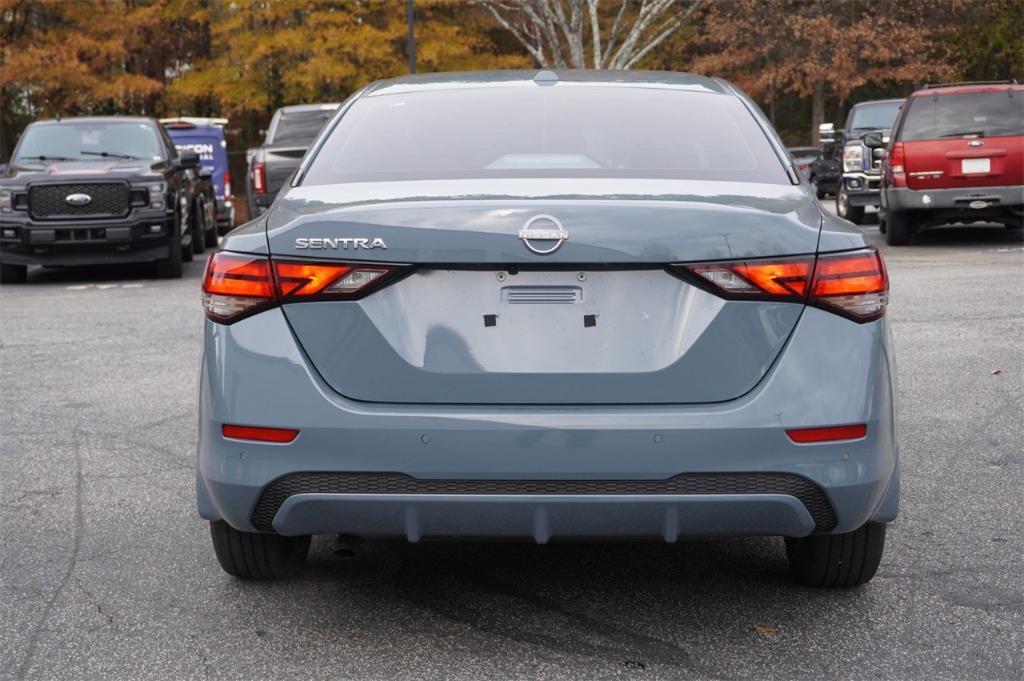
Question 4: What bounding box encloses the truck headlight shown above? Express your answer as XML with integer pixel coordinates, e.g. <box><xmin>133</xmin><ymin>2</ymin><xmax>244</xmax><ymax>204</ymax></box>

<box><xmin>138</xmin><ymin>182</ymin><xmax>165</xmax><ymax>209</ymax></box>
<box><xmin>843</xmin><ymin>145</ymin><xmax>863</xmax><ymax>173</ymax></box>
<box><xmin>0</xmin><ymin>190</ymin><xmax>11</xmax><ymax>213</ymax></box>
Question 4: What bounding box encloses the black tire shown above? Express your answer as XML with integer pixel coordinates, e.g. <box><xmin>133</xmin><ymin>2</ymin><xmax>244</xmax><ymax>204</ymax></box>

<box><xmin>785</xmin><ymin>522</ymin><xmax>886</xmax><ymax>588</ymax></box>
<box><xmin>0</xmin><ymin>263</ymin><xmax>28</xmax><ymax>284</ymax></box>
<box><xmin>836</xmin><ymin>182</ymin><xmax>865</xmax><ymax>224</ymax></box>
<box><xmin>812</xmin><ymin>177</ymin><xmax>827</xmax><ymax>200</ymax></box>
<box><xmin>154</xmin><ymin>220</ymin><xmax>184</xmax><ymax>278</ymax></box>
<box><xmin>191</xmin><ymin>203</ymin><xmax>206</xmax><ymax>255</ymax></box>
<box><xmin>886</xmin><ymin>209</ymin><xmax>915</xmax><ymax>246</ymax></box>
<box><xmin>209</xmin><ymin>520</ymin><xmax>311</xmax><ymax>580</ymax></box>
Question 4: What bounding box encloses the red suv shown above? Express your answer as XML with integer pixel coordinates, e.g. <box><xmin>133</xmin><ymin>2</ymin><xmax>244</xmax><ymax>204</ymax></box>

<box><xmin>872</xmin><ymin>81</ymin><xmax>1023</xmax><ymax>245</ymax></box>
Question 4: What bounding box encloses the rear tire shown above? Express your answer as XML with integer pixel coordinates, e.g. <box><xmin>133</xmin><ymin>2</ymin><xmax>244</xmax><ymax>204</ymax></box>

<box><xmin>0</xmin><ymin>263</ymin><xmax>27</xmax><ymax>284</ymax></box>
<box><xmin>886</xmin><ymin>209</ymin><xmax>915</xmax><ymax>245</ymax></box>
<box><xmin>154</xmin><ymin>221</ymin><xmax>183</xmax><ymax>279</ymax></box>
<box><xmin>209</xmin><ymin>520</ymin><xmax>311</xmax><ymax>580</ymax></box>
<box><xmin>785</xmin><ymin>522</ymin><xmax>886</xmax><ymax>588</ymax></box>
<box><xmin>191</xmin><ymin>204</ymin><xmax>206</xmax><ymax>255</ymax></box>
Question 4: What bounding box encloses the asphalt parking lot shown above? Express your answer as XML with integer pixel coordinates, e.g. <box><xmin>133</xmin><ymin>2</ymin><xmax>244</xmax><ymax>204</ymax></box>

<box><xmin>1</xmin><ymin>214</ymin><xmax>1022</xmax><ymax>680</ymax></box>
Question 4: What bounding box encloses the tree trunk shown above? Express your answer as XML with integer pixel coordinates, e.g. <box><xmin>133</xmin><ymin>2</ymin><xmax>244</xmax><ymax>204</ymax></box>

<box><xmin>811</xmin><ymin>80</ymin><xmax>825</xmax><ymax>145</ymax></box>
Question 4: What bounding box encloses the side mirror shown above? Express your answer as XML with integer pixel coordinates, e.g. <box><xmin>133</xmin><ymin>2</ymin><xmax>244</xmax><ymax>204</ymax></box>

<box><xmin>818</xmin><ymin>123</ymin><xmax>835</xmax><ymax>143</ymax></box>
<box><xmin>873</xmin><ymin>148</ymin><xmax>888</xmax><ymax>160</ymax></box>
<box><xmin>178</xmin><ymin>150</ymin><xmax>201</xmax><ymax>169</ymax></box>
<box><xmin>862</xmin><ymin>131</ymin><xmax>885</xmax><ymax>148</ymax></box>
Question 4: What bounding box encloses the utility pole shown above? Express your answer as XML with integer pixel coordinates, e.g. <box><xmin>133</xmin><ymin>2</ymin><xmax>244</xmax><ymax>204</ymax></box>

<box><xmin>406</xmin><ymin>0</ymin><xmax>416</xmax><ymax>74</ymax></box>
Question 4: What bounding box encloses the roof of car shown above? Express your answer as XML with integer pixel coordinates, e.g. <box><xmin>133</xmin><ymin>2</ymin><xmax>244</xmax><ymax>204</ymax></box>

<box><xmin>849</xmin><ymin>98</ymin><xmax>904</xmax><ymax>108</ymax></box>
<box><xmin>911</xmin><ymin>82</ymin><xmax>1022</xmax><ymax>97</ymax></box>
<box><xmin>365</xmin><ymin>70</ymin><xmax>729</xmax><ymax>97</ymax></box>
<box><xmin>29</xmin><ymin>116</ymin><xmax>156</xmax><ymax>126</ymax></box>
<box><xmin>278</xmin><ymin>103</ymin><xmax>340</xmax><ymax>113</ymax></box>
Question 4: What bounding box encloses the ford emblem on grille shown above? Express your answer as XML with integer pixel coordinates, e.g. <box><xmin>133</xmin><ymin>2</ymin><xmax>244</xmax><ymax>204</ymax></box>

<box><xmin>518</xmin><ymin>214</ymin><xmax>568</xmax><ymax>255</ymax></box>
<box><xmin>65</xmin><ymin>193</ymin><xmax>93</xmax><ymax>206</ymax></box>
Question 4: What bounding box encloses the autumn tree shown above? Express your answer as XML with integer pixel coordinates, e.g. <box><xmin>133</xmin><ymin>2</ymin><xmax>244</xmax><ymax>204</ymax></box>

<box><xmin>476</xmin><ymin>0</ymin><xmax>703</xmax><ymax>69</ymax></box>
<box><xmin>688</xmin><ymin>0</ymin><xmax>962</xmax><ymax>143</ymax></box>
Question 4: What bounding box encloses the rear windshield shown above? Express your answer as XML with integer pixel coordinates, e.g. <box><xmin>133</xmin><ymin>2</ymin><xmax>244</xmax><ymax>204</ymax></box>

<box><xmin>847</xmin><ymin>102</ymin><xmax>902</xmax><ymax>133</ymax></box>
<box><xmin>270</xmin><ymin>109</ymin><xmax>336</xmax><ymax>145</ymax></box>
<box><xmin>900</xmin><ymin>92</ymin><xmax>1024</xmax><ymax>141</ymax></box>
<box><xmin>302</xmin><ymin>86</ymin><xmax>789</xmax><ymax>185</ymax></box>
<box><xmin>14</xmin><ymin>121</ymin><xmax>163</xmax><ymax>162</ymax></box>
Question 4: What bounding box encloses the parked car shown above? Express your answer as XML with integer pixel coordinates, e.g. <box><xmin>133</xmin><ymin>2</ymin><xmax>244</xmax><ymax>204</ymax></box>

<box><xmin>199</xmin><ymin>71</ymin><xmax>898</xmax><ymax>587</ymax></box>
<box><xmin>787</xmin><ymin>146</ymin><xmax>821</xmax><ymax>180</ymax></box>
<box><xmin>0</xmin><ymin>116</ymin><xmax>200</xmax><ymax>282</ymax></box>
<box><xmin>870</xmin><ymin>81</ymin><xmax>1023</xmax><ymax>245</ymax></box>
<box><xmin>808</xmin><ymin>140</ymin><xmax>842</xmax><ymax>198</ymax></box>
<box><xmin>822</xmin><ymin>98</ymin><xmax>904</xmax><ymax>224</ymax></box>
<box><xmin>245</xmin><ymin>103</ymin><xmax>339</xmax><ymax>218</ymax></box>
<box><xmin>162</xmin><ymin>117</ymin><xmax>236</xmax><ymax>234</ymax></box>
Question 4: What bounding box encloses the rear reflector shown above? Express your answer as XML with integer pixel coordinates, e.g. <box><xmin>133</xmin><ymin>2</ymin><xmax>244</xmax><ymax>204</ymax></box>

<box><xmin>202</xmin><ymin>252</ymin><xmax>408</xmax><ymax>323</ymax></box>
<box><xmin>787</xmin><ymin>424</ymin><xmax>867</xmax><ymax>443</ymax></box>
<box><xmin>222</xmin><ymin>424</ymin><xmax>299</xmax><ymax>443</ymax></box>
<box><xmin>680</xmin><ymin>248</ymin><xmax>888</xmax><ymax>322</ymax></box>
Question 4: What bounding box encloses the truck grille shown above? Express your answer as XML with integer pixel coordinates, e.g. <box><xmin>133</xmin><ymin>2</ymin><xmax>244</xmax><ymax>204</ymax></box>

<box><xmin>29</xmin><ymin>183</ymin><xmax>129</xmax><ymax>220</ymax></box>
<box><xmin>250</xmin><ymin>472</ymin><xmax>838</xmax><ymax>533</ymax></box>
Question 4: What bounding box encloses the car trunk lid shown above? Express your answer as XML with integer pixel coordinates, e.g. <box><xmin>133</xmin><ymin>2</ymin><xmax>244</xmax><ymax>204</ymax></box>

<box><xmin>267</xmin><ymin>178</ymin><xmax>821</xmax><ymax>405</ymax></box>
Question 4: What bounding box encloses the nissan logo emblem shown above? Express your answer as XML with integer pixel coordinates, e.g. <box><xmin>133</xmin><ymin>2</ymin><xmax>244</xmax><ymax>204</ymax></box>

<box><xmin>518</xmin><ymin>214</ymin><xmax>568</xmax><ymax>255</ymax></box>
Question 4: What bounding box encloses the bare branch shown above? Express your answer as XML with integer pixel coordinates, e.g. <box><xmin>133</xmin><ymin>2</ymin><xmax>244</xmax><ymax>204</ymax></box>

<box><xmin>587</xmin><ymin>0</ymin><xmax>601</xmax><ymax>68</ymax></box>
<box><xmin>621</xmin><ymin>0</ymin><xmax>702</xmax><ymax>69</ymax></box>
<box><xmin>482</xmin><ymin>4</ymin><xmax>549</xmax><ymax>67</ymax></box>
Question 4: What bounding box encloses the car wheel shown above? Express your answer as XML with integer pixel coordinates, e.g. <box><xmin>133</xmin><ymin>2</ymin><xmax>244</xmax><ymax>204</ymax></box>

<box><xmin>155</xmin><ymin>220</ymin><xmax>184</xmax><ymax>278</ymax></box>
<box><xmin>192</xmin><ymin>203</ymin><xmax>206</xmax><ymax>255</ymax></box>
<box><xmin>886</xmin><ymin>209</ymin><xmax>915</xmax><ymax>246</ymax></box>
<box><xmin>209</xmin><ymin>520</ymin><xmax>311</xmax><ymax>580</ymax></box>
<box><xmin>0</xmin><ymin>263</ymin><xmax>28</xmax><ymax>284</ymax></box>
<box><xmin>836</xmin><ymin>183</ymin><xmax>865</xmax><ymax>224</ymax></box>
<box><xmin>812</xmin><ymin>177</ymin><xmax>826</xmax><ymax>200</ymax></box>
<box><xmin>785</xmin><ymin>522</ymin><xmax>886</xmax><ymax>587</ymax></box>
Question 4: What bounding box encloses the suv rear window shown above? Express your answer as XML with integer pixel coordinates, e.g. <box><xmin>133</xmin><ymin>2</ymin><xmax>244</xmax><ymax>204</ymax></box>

<box><xmin>900</xmin><ymin>92</ymin><xmax>1024</xmax><ymax>141</ymax></box>
<box><xmin>270</xmin><ymin>109</ymin><xmax>336</xmax><ymax>145</ymax></box>
<box><xmin>302</xmin><ymin>86</ymin><xmax>789</xmax><ymax>185</ymax></box>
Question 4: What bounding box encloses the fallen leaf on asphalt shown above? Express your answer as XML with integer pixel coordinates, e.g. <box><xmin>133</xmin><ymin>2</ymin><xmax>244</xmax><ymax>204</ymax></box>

<box><xmin>754</xmin><ymin>625</ymin><xmax>780</xmax><ymax>634</ymax></box>
<box><xmin>991</xmin><ymin>369</ymin><xmax>1002</xmax><ymax>375</ymax></box>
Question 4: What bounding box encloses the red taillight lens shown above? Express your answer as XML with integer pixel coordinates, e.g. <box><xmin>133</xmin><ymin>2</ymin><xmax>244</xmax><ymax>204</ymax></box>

<box><xmin>787</xmin><ymin>424</ymin><xmax>867</xmax><ymax>443</ymax></box>
<box><xmin>251</xmin><ymin>162</ymin><xmax>266</xmax><ymax>194</ymax></box>
<box><xmin>223</xmin><ymin>171</ymin><xmax>232</xmax><ymax>199</ymax></box>
<box><xmin>222</xmin><ymin>424</ymin><xmax>299</xmax><ymax>443</ymax></box>
<box><xmin>680</xmin><ymin>248</ymin><xmax>888</xmax><ymax>322</ymax></box>
<box><xmin>202</xmin><ymin>252</ymin><xmax>275</xmax><ymax>321</ymax></box>
<box><xmin>686</xmin><ymin>257</ymin><xmax>813</xmax><ymax>301</ymax></box>
<box><xmin>810</xmin><ymin>249</ymin><xmax>888</xmax><ymax>321</ymax></box>
<box><xmin>202</xmin><ymin>252</ymin><xmax>407</xmax><ymax>323</ymax></box>
<box><xmin>889</xmin><ymin>142</ymin><xmax>905</xmax><ymax>174</ymax></box>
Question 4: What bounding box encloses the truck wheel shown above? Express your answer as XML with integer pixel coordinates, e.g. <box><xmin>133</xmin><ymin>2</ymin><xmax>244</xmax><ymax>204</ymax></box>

<box><xmin>785</xmin><ymin>522</ymin><xmax>886</xmax><ymax>587</ymax></box>
<box><xmin>155</xmin><ymin>221</ymin><xmax>184</xmax><ymax>278</ymax></box>
<box><xmin>0</xmin><ymin>263</ymin><xmax>27</xmax><ymax>284</ymax></box>
<box><xmin>191</xmin><ymin>205</ymin><xmax>206</xmax><ymax>255</ymax></box>
<box><xmin>836</xmin><ymin>183</ymin><xmax>865</xmax><ymax>224</ymax></box>
<box><xmin>209</xmin><ymin>520</ymin><xmax>310</xmax><ymax>580</ymax></box>
<box><xmin>886</xmin><ymin>209</ymin><xmax>915</xmax><ymax>246</ymax></box>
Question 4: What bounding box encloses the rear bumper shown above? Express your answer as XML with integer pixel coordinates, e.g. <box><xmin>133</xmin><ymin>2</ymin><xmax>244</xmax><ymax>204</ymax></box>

<box><xmin>197</xmin><ymin>306</ymin><xmax>900</xmax><ymax>540</ymax></box>
<box><xmin>0</xmin><ymin>215</ymin><xmax>175</xmax><ymax>267</ymax></box>
<box><xmin>883</xmin><ymin>184</ymin><xmax>1024</xmax><ymax>213</ymax></box>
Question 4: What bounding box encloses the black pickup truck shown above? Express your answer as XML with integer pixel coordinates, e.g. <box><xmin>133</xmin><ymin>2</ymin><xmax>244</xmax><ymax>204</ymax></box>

<box><xmin>0</xmin><ymin>116</ymin><xmax>201</xmax><ymax>282</ymax></box>
<box><xmin>245</xmin><ymin>103</ymin><xmax>338</xmax><ymax>217</ymax></box>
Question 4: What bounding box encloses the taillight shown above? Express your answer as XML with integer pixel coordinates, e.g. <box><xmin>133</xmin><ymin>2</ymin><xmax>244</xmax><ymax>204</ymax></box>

<box><xmin>251</xmin><ymin>162</ymin><xmax>266</xmax><ymax>194</ymax></box>
<box><xmin>202</xmin><ymin>252</ymin><xmax>408</xmax><ymax>323</ymax></box>
<box><xmin>810</xmin><ymin>249</ymin><xmax>888</xmax><ymax>321</ymax></box>
<box><xmin>679</xmin><ymin>248</ymin><xmax>888</xmax><ymax>322</ymax></box>
<box><xmin>889</xmin><ymin>142</ymin><xmax>905</xmax><ymax>174</ymax></box>
<box><xmin>223</xmin><ymin>171</ymin><xmax>232</xmax><ymax>199</ymax></box>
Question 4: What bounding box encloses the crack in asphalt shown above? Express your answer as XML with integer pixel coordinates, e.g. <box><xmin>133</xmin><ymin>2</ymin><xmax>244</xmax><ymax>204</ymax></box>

<box><xmin>12</xmin><ymin>433</ymin><xmax>85</xmax><ymax>681</ymax></box>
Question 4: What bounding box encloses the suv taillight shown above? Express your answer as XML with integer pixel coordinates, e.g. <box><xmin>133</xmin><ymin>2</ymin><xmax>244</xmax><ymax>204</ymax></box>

<box><xmin>889</xmin><ymin>142</ymin><xmax>905</xmax><ymax>174</ymax></box>
<box><xmin>680</xmin><ymin>248</ymin><xmax>888</xmax><ymax>322</ymax></box>
<box><xmin>202</xmin><ymin>252</ymin><xmax>408</xmax><ymax>323</ymax></box>
<box><xmin>251</xmin><ymin>162</ymin><xmax>266</xmax><ymax>194</ymax></box>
